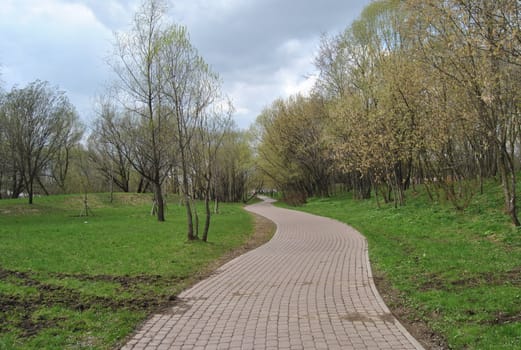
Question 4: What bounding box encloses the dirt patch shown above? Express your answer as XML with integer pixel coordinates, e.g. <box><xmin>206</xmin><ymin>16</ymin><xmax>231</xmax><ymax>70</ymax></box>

<box><xmin>63</xmin><ymin>195</ymin><xmax>104</xmax><ymax>209</ymax></box>
<box><xmin>1</xmin><ymin>268</ymin><xmax>179</xmax><ymax>293</ymax></box>
<box><xmin>340</xmin><ymin>313</ymin><xmax>396</xmax><ymax>324</ymax></box>
<box><xmin>379</xmin><ymin>313</ymin><xmax>397</xmax><ymax>323</ymax></box>
<box><xmin>0</xmin><ymin>267</ymin><xmax>179</xmax><ymax>337</ymax></box>
<box><xmin>0</xmin><ymin>268</ymin><xmax>32</xmax><ymax>281</ymax></box>
<box><xmin>487</xmin><ymin>311</ymin><xmax>521</xmax><ymax>325</ymax></box>
<box><xmin>419</xmin><ymin>266</ymin><xmax>521</xmax><ymax>292</ymax></box>
<box><xmin>112</xmin><ymin>193</ymin><xmax>154</xmax><ymax>206</ymax></box>
<box><xmin>373</xmin><ymin>272</ymin><xmax>449</xmax><ymax>350</ymax></box>
<box><xmin>341</xmin><ymin>313</ymin><xmax>372</xmax><ymax>323</ymax></box>
<box><xmin>0</xmin><ymin>207</ymin><xmax>41</xmax><ymax>216</ymax></box>
<box><xmin>49</xmin><ymin>272</ymin><xmax>179</xmax><ymax>293</ymax></box>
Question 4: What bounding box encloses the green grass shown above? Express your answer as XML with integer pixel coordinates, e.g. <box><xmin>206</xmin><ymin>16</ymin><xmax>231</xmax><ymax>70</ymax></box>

<box><xmin>281</xmin><ymin>182</ymin><xmax>521</xmax><ymax>349</ymax></box>
<box><xmin>0</xmin><ymin>193</ymin><xmax>254</xmax><ymax>349</ymax></box>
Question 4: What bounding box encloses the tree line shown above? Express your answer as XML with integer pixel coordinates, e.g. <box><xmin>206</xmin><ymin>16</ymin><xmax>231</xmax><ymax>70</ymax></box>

<box><xmin>254</xmin><ymin>0</ymin><xmax>521</xmax><ymax>225</ymax></box>
<box><xmin>0</xmin><ymin>0</ymin><xmax>258</xmax><ymax>241</ymax></box>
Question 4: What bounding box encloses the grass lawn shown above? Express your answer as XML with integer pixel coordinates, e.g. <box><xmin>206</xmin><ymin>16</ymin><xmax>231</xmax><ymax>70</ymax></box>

<box><xmin>281</xmin><ymin>182</ymin><xmax>521</xmax><ymax>350</ymax></box>
<box><xmin>0</xmin><ymin>193</ymin><xmax>260</xmax><ymax>349</ymax></box>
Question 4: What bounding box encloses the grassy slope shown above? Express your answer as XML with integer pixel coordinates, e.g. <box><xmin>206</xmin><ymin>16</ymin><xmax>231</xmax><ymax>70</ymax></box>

<box><xmin>283</xmin><ymin>183</ymin><xmax>521</xmax><ymax>350</ymax></box>
<box><xmin>0</xmin><ymin>193</ymin><xmax>255</xmax><ymax>350</ymax></box>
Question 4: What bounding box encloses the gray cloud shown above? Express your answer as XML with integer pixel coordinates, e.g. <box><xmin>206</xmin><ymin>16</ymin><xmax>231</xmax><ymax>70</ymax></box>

<box><xmin>0</xmin><ymin>0</ymin><xmax>370</xmax><ymax>128</ymax></box>
<box><xmin>180</xmin><ymin>0</ymin><xmax>370</xmax><ymax>127</ymax></box>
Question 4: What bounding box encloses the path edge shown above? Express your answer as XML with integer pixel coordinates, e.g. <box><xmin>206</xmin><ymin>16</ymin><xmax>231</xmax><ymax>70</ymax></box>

<box><xmin>363</xmin><ymin>238</ymin><xmax>426</xmax><ymax>350</ymax></box>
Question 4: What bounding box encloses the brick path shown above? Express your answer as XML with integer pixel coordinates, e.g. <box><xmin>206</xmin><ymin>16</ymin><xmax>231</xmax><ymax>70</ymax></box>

<box><xmin>122</xmin><ymin>198</ymin><xmax>424</xmax><ymax>349</ymax></box>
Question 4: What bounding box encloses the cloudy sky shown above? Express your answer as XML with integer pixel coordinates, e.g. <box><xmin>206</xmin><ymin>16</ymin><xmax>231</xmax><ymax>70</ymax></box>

<box><xmin>0</xmin><ymin>0</ymin><xmax>370</xmax><ymax>129</ymax></box>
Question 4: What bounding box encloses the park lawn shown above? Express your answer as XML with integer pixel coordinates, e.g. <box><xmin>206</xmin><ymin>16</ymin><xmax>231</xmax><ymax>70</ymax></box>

<box><xmin>282</xmin><ymin>182</ymin><xmax>521</xmax><ymax>350</ymax></box>
<box><xmin>0</xmin><ymin>193</ymin><xmax>255</xmax><ymax>350</ymax></box>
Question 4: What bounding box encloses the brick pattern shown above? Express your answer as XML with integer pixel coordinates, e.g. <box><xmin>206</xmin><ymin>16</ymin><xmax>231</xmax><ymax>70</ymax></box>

<box><xmin>122</xmin><ymin>198</ymin><xmax>424</xmax><ymax>349</ymax></box>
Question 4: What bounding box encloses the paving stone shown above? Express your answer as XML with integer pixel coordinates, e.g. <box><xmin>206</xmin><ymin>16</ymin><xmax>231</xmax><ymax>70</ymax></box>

<box><xmin>121</xmin><ymin>197</ymin><xmax>424</xmax><ymax>349</ymax></box>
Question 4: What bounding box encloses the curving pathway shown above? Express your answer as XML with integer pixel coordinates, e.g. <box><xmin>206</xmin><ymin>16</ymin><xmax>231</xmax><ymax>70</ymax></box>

<box><xmin>122</xmin><ymin>197</ymin><xmax>424</xmax><ymax>349</ymax></box>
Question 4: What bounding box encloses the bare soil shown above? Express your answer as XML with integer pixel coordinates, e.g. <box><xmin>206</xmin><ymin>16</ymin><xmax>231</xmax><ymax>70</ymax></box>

<box><xmin>418</xmin><ymin>267</ymin><xmax>521</xmax><ymax>292</ymax></box>
<box><xmin>0</xmin><ymin>268</ymin><xmax>179</xmax><ymax>337</ymax></box>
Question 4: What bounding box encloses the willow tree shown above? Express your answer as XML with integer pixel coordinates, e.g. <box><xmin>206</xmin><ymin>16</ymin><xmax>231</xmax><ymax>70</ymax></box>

<box><xmin>316</xmin><ymin>0</ymin><xmax>423</xmax><ymax>204</ymax></box>
<box><xmin>407</xmin><ymin>0</ymin><xmax>521</xmax><ymax>224</ymax></box>
<box><xmin>214</xmin><ymin>130</ymin><xmax>258</xmax><ymax>203</ymax></box>
<box><xmin>255</xmin><ymin>94</ymin><xmax>331</xmax><ymax>202</ymax></box>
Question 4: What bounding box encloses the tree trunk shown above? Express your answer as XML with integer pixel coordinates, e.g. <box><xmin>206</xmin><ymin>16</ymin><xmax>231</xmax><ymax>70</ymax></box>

<box><xmin>202</xmin><ymin>179</ymin><xmax>212</xmax><ymax>242</ymax></box>
<box><xmin>10</xmin><ymin>172</ymin><xmax>23</xmax><ymax>199</ymax></box>
<box><xmin>192</xmin><ymin>196</ymin><xmax>199</xmax><ymax>239</ymax></box>
<box><xmin>179</xmin><ymin>133</ymin><xmax>195</xmax><ymax>239</ymax></box>
<box><xmin>181</xmin><ymin>157</ymin><xmax>195</xmax><ymax>240</ymax></box>
<box><xmin>137</xmin><ymin>178</ymin><xmax>143</xmax><ymax>193</ymax></box>
<box><xmin>154</xmin><ymin>183</ymin><xmax>165</xmax><ymax>222</ymax></box>
<box><xmin>508</xmin><ymin>172</ymin><xmax>520</xmax><ymax>227</ymax></box>
<box><xmin>498</xmin><ymin>147</ymin><xmax>520</xmax><ymax>226</ymax></box>
<box><xmin>36</xmin><ymin>176</ymin><xmax>50</xmax><ymax>196</ymax></box>
<box><xmin>28</xmin><ymin>180</ymin><xmax>34</xmax><ymax>205</ymax></box>
<box><xmin>137</xmin><ymin>177</ymin><xmax>151</xmax><ymax>193</ymax></box>
<box><xmin>372</xmin><ymin>176</ymin><xmax>381</xmax><ymax>209</ymax></box>
<box><xmin>184</xmin><ymin>193</ymin><xmax>195</xmax><ymax>240</ymax></box>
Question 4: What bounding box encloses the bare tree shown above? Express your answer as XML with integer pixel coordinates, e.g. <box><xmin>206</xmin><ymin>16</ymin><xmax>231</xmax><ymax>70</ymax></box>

<box><xmin>89</xmin><ymin>100</ymin><xmax>133</xmax><ymax>193</ymax></box>
<box><xmin>109</xmin><ymin>0</ymin><xmax>233</xmax><ymax>236</ymax></box>
<box><xmin>48</xmin><ymin>110</ymin><xmax>84</xmax><ymax>192</ymax></box>
<box><xmin>191</xmin><ymin>100</ymin><xmax>234</xmax><ymax>241</ymax></box>
<box><xmin>1</xmin><ymin>80</ymin><xmax>81</xmax><ymax>204</ymax></box>
<box><xmin>110</xmin><ymin>0</ymin><xmax>175</xmax><ymax>221</ymax></box>
<box><xmin>159</xmin><ymin>24</ymin><xmax>225</xmax><ymax>240</ymax></box>
<box><xmin>0</xmin><ymin>89</ymin><xmax>8</xmax><ymax>199</ymax></box>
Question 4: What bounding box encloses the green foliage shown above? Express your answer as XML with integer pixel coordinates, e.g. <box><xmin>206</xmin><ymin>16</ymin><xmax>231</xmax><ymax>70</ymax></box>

<box><xmin>257</xmin><ymin>0</ymin><xmax>521</xmax><ymax>224</ymax></box>
<box><xmin>214</xmin><ymin>130</ymin><xmax>258</xmax><ymax>202</ymax></box>
<box><xmin>255</xmin><ymin>94</ymin><xmax>332</xmax><ymax>198</ymax></box>
<box><xmin>0</xmin><ymin>193</ymin><xmax>253</xmax><ymax>349</ymax></box>
<box><xmin>287</xmin><ymin>180</ymin><xmax>521</xmax><ymax>349</ymax></box>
